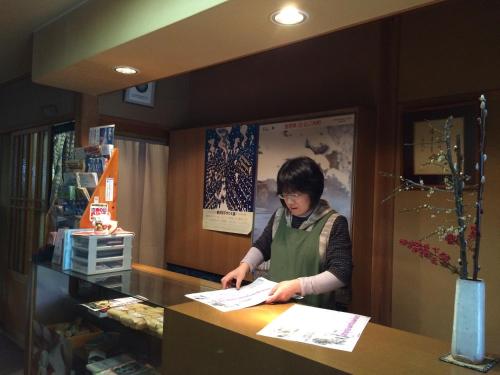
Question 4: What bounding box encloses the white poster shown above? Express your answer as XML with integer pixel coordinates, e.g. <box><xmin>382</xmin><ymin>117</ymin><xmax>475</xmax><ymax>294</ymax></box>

<box><xmin>254</xmin><ymin>114</ymin><xmax>355</xmax><ymax>240</ymax></box>
<box><xmin>258</xmin><ymin>304</ymin><xmax>370</xmax><ymax>352</ymax></box>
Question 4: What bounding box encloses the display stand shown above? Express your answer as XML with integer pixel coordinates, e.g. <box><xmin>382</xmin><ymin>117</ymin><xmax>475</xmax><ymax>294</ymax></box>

<box><xmin>80</xmin><ymin>148</ymin><xmax>119</xmax><ymax>228</ymax></box>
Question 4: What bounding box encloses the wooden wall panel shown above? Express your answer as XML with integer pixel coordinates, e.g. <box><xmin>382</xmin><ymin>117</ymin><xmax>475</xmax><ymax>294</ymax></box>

<box><xmin>165</xmin><ymin>20</ymin><xmax>384</xmax><ymax>313</ymax></box>
<box><xmin>393</xmin><ymin>0</ymin><xmax>500</xmax><ymax>352</ymax></box>
<box><xmin>187</xmin><ymin>22</ymin><xmax>381</xmax><ymax>129</ymax></box>
<box><xmin>165</xmin><ymin>127</ymin><xmax>251</xmax><ymax>276</ymax></box>
<box><xmin>166</xmin><ymin>108</ymin><xmax>377</xmax><ymax>317</ymax></box>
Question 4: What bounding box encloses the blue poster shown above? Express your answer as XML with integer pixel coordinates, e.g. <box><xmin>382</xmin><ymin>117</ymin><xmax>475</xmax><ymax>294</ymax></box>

<box><xmin>203</xmin><ymin>124</ymin><xmax>258</xmax><ymax>234</ymax></box>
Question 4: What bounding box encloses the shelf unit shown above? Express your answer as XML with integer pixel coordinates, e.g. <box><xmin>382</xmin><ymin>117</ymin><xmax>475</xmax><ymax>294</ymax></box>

<box><xmin>80</xmin><ymin>148</ymin><xmax>119</xmax><ymax>229</ymax></box>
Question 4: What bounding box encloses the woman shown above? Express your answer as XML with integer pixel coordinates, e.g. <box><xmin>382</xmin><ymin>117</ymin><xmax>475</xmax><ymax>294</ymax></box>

<box><xmin>221</xmin><ymin>156</ymin><xmax>352</xmax><ymax>308</ymax></box>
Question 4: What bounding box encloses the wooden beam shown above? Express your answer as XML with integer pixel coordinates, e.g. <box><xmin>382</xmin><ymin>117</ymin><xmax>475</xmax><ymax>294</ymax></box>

<box><xmin>75</xmin><ymin>93</ymin><xmax>99</xmax><ymax>147</ymax></box>
<box><xmin>370</xmin><ymin>17</ymin><xmax>401</xmax><ymax>325</ymax></box>
<box><xmin>99</xmin><ymin>114</ymin><xmax>169</xmax><ymax>144</ymax></box>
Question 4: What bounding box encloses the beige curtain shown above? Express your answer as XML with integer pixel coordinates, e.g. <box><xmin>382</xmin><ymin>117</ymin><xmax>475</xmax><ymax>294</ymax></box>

<box><xmin>115</xmin><ymin>138</ymin><xmax>168</xmax><ymax>267</ymax></box>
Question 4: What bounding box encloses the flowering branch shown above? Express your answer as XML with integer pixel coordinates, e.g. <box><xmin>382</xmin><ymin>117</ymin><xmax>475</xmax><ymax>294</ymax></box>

<box><xmin>399</xmin><ymin>225</ymin><xmax>477</xmax><ymax>275</ymax></box>
<box><xmin>399</xmin><ymin>239</ymin><xmax>459</xmax><ymax>275</ymax></box>
<box><xmin>380</xmin><ymin>175</ymin><xmax>451</xmax><ymax>204</ymax></box>
<box><xmin>386</xmin><ymin>95</ymin><xmax>487</xmax><ymax>280</ymax></box>
<box><xmin>473</xmin><ymin>95</ymin><xmax>487</xmax><ymax>280</ymax></box>
<box><xmin>443</xmin><ymin>116</ymin><xmax>468</xmax><ymax>278</ymax></box>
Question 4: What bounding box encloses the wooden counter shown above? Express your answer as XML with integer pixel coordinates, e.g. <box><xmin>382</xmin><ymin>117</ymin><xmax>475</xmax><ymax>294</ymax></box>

<box><xmin>30</xmin><ymin>263</ymin><xmax>498</xmax><ymax>374</ymax></box>
<box><xmin>164</xmin><ymin>301</ymin><xmax>498</xmax><ymax>375</ymax></box>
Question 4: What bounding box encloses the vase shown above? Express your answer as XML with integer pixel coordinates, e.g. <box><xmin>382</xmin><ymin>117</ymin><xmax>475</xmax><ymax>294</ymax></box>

<box><xmin>451</xmin><ymin>278</ymin><xmax>485</xmax><ymax>364</ymax></box>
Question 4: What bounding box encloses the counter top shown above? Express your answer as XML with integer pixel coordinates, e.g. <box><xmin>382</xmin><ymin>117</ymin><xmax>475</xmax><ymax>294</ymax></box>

<box><xmin>167</xmin><ymin>301</ymin><xmax>499</xmax><ymax>375</ymax></box>
<box><xmin>37</xmin><ymin>262</ymin><xmax>219</xmax><ymax>308</ymax></box>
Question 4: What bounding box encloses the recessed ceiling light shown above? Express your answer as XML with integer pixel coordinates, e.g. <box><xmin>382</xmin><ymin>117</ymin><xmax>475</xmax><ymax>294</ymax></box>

<box><xmin>114</xmin><ymin>66</ymin><xmax>139</xmax><ymax>75</ymax></box>
<box><xmin>271</xmin><ymin>6</ymin><xmax>307</xmax><ymax>25</ymax></box>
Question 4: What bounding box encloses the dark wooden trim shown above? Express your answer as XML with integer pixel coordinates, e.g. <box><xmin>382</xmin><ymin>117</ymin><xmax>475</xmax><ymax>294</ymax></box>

<box><xmin>350</xmin><ymin>107</ymin><xmax>376</xmax><ymax>317</ymax></box>
<box><xmin>398</xmin><ymin>91</ymin><xmax>491</xmax><ymax>111</ymax></box>
<box><xmin>25</xmin><ymin>265</ymin><xmax>37</xmax><ymax>375</ymax></box>
<box><xmin>0</xmin><ymin>73</ymin><xmax>31</xmax><ymax>88</ymax></box>
<box><xmin>178</xmin><ymin>107</ymin><xmax>363</xmax><ymax>132</ymax></box>
<box><xmin>370</xmin><ymin>17</ymin><xmax>401</xmax><ymax>325</ymax></box>
<box><xmin>99</xmin><ymin>115</ymin><xmax>169</xmax><ymax>144</ymax></box>
<box><xmin>2</xmin><ymin>117</ymin><xmax>73</xmax><ymax>136</ymax></box>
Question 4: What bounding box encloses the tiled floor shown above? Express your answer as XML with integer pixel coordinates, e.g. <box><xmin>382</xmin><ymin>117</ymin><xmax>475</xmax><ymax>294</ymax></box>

<box><xmin>0</xmin><ymin>331</ymin><xmax>24</xmax><ymax>375</ymax></box>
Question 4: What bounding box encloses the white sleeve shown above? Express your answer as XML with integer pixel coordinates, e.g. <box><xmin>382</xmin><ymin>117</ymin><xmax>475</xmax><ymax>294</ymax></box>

<box><xmin>298</xmin><ymin>271</ymin><xmax>345</xmax><ymax>296</ymax></box>
<box><xmin>240</xmin><ymin>247</ymin><xmax>264</xmax><ymax>272</ymax></box>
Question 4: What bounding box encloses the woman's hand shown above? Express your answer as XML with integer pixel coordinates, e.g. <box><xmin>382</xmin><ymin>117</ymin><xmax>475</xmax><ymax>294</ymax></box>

<box><xmin>221</xmin><ymin>263</ymin><xmax>250</xmax><ymax>289</ymax></box>
<box><xmin>266</xmin><ymin>279</ymin><xmax>302</xmax><ymax>304</ymax></box>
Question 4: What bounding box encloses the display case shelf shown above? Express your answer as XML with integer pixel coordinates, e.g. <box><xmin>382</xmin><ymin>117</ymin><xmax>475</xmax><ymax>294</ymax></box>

<box><xmin>27</xmin><ymin>262</ymin><xmax>218</xmax><ymax>374</ymax></box>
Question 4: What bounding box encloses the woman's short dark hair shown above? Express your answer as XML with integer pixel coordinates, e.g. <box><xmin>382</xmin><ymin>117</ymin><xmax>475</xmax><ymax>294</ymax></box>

<box><xmin>277</xmin><ymin>156</ymin><xmax>324</xmax><ymax>207</ymax></box>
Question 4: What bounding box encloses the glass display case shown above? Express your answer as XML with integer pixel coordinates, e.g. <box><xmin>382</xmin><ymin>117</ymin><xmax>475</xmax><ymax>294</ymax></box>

<box><xmin>27</xmin><ymin>262</ymin><xmax>217</xmax><ymax>374</ymax></box>
<box><xmin>28</xmin><ymin>263</ymin><xmax>490</xmax><ymax>375</ymax></box>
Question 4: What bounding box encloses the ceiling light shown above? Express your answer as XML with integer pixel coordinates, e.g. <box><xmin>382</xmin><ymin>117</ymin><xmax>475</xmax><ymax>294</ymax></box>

<box><xmin>114</xmin><ymin>66</ymin><xmax>139</xmax><ymax>75</ymax></box>
<box><xmin>271</xmin><ymin>6</ymin><xmax>307</xmax><ymax>25</ymax></box>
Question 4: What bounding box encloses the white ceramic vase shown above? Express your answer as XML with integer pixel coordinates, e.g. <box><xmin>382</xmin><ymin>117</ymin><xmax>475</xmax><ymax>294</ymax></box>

<box><xmin>451</xmin><ymin>278</ymin><xmax>485</xmax><ymax>364</ymax></box>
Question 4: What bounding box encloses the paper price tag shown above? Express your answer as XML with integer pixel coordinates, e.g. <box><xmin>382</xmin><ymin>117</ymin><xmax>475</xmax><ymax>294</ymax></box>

<box><xmin>105</xmin><ymin>178</ymin><xmax>114</xmax><ymax>202</ymax></box>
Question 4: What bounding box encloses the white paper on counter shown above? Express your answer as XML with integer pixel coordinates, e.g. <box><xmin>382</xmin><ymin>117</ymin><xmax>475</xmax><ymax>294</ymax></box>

<box><xmin>185</xmin><ymin>277</ymin><xmax>277</xmax><ymax>312</ymax></box>
<box><xmin>257</xmin><ymin>304</ymin><xmax>370</xmax><ymax>352</ymax></box>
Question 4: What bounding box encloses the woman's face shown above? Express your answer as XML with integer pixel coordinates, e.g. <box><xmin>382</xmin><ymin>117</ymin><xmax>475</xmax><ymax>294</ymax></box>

<box><xmin>280</xmin><ymin>192</ymin><xmax>312</xmax><ymax>216</ymax></box>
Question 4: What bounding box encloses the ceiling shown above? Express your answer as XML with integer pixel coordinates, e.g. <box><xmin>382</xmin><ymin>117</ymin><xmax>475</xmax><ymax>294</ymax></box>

<box><xmin>0</xmin><ymin>0</ymin><xmax>88</xmax><ymax>84</ymax></box>
<box><xmin>3</xmin><ymin>0</ymin><xmax>441</xmax><ymax>95</ymax></box>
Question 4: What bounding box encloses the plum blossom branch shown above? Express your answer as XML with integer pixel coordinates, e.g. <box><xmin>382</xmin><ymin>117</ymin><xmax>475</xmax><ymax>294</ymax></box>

<box><xmin>399</xmin><ymin>239</ymin><xmax>459</xmax><ymax>275</ymax></box>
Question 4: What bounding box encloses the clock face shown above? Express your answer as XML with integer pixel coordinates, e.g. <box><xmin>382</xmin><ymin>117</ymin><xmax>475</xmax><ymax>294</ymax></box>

<box><xmin>135</xmin><ymin>83</ymin><xmax>149</xmax><ymax>93</ymax></box>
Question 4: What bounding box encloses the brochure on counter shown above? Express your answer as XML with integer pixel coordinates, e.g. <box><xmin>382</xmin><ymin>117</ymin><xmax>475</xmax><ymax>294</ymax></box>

<box><xmin>257</xmin><ymin>304</ymin><xmax>371</xmax><ymax>352</ymax></box>
<box><xmin>185</xmin><ymin>277</ymin><xmax>277</xmax><ymax>312</ymax></box>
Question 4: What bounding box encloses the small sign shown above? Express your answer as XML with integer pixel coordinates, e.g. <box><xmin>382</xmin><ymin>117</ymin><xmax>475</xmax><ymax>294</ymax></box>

<box><xmin>89</xmin><ymin>203</ymin><xmax>108</xmax><ymax>221</ymax></box>
<box><xmin>89</xmin><ymin>124</ymin><xmax>115</xmax><ymax>146</ymax></box>
<box><xmin>51</xmin><ymin>229</ymin><xmax>66</xmax><ymax>265</ymax></box>
<box><xmin>105</xmin><ymin>178</ymin><xmax>114</xmax><ymax>202</ymax></box>
<box><xmin>124</xmin><ymin>82</ymin><xmax>156</xmax><ymax>107</ymax></box>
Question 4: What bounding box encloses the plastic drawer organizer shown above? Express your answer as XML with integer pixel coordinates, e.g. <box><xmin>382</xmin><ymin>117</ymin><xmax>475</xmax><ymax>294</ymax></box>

<box><xmin>71</xmin><ymin>233</ymin><xmax>133</xmax><ymax>275</ymax></box>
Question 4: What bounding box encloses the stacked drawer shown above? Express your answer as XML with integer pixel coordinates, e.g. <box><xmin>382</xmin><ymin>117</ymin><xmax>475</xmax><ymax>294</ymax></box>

<box><xmin>71</xmin><ymin>233</ymin><xmax>133</xmax><ymax>275</ymax></box>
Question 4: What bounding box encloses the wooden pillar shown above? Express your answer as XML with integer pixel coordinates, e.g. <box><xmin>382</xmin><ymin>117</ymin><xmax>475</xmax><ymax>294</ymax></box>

<box><xmin>75</xmin><ymin>93</ymin><xmax>99</xmax><ymax>147</ymax></box>
<box><xmin>370</xmin><ymin>17</ymin><xmax>401</xmax><ymax>325</ymax></box>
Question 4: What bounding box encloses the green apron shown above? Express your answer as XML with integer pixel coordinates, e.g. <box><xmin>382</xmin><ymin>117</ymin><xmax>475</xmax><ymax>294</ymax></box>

<box><xmin>268</xmin><ymin>211</ymin><xmax>334</xmax><ymax>308</ymax></box>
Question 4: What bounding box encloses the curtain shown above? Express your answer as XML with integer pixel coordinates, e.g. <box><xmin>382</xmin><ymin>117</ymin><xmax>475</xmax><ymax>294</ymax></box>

<box><xmin>50</xmin><ymin>130</ymin><xmax>75</xmax><ymax>206</ymax></box>
<box><xmin>115</xmin><ymin>138</ymin><xmax>168</xmax><ymax>268</ymax></box>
